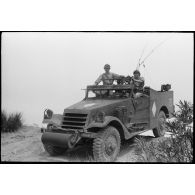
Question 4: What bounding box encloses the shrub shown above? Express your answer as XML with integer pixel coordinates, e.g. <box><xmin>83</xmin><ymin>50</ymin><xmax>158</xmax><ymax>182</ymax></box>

<box><xmin>1</xmin><ymin>110</ymin><xmax>8</xmax><ymax>132</ymax></box>
<box><xmin>135</xmin><ymin>100</ymin><xmax>193</xmax><ymax>162</ymax></box>
<box><xmin>1</xmin><ymin>111</ymin><xmax>23</xmax><ymax>132</ymax></box>
<box><xmin>134</xmin><ymin>136</ymin><xmax>160</xmax><ymax>162</ymax></box>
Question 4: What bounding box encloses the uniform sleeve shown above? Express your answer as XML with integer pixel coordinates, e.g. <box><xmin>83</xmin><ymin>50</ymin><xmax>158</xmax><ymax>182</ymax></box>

<box><xmin>95</xmin><ymin>74</ymin><xmax>103</xmax><ymax>85</ymax></box>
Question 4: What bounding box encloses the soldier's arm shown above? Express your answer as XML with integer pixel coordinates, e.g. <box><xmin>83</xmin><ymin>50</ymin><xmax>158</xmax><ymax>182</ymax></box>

<box><xmin>112</xmin><ymin>73</ymin><xmax>124</xmax><ymax>79</ymax></box>
<box><xmin>134</xmin><ymin>77</ymin><xmax>145</xmax><ymax>87</ymax></box>
<box><xmin>129</xmin><ymin>80</ymin><xmax>134</xmax><ymax>88</ymax></box>
<box><xmin>133</xmin><ymin>77</ymin><xmax>145</xmax><ymax>83</ymax></box>
<box><xmin>94</xmin><ymin>74</ymin><xmax>103</xmax><ymax>85</ymax></box>
<box><xmin>130</xmin><ymin>77</ymin><xmax>134</xmax><ymax>84</ymax></box>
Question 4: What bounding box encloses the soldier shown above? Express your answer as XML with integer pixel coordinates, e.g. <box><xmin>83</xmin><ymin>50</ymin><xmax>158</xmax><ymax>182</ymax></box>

<box><xmin>94</xmin><ymin>64</ymin><xmax>121</xmax><ymax>85</ymax></box>
<box><xmin>130</xmin><ymin>70</ymin><xmax>145</xmax><ymax>98</ymax></box>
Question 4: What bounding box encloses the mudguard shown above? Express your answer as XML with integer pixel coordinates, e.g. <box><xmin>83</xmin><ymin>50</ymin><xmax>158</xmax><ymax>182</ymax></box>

<box><xmin>86</xmin><ymin>116</ymin><xmax>131</xmax><ymax>139</ymax></box>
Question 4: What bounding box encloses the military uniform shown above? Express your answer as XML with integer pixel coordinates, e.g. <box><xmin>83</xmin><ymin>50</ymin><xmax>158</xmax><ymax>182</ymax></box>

<box><xmin>95</xmin><ymin>72</ymin><xmax>121</xmax><ymax>85</ymax></box>
<box><xmin>130</xmin><ymin>76</ymin><xmax>145</xmax><ymax>98</ymax></box>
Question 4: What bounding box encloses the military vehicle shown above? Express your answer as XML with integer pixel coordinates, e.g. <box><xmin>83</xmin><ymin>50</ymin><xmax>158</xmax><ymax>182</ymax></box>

<box><xmin>41</xmin><ymin>78</ymin><xmax>174</xmax><ymax>162</ymax></box>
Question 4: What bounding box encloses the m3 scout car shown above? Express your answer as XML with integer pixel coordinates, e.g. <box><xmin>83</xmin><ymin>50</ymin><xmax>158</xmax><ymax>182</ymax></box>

<box><xmin>41</xmin><ymin>79</ymin><xmax>174</xmax><ymax>162</ymax></box>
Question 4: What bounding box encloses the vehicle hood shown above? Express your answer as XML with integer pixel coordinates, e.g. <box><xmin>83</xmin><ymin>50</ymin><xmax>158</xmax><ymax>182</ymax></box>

<box><xmin>65</xmin><ymin>98</ymin><xmax>129</xmax><ymax>112</ymax></box>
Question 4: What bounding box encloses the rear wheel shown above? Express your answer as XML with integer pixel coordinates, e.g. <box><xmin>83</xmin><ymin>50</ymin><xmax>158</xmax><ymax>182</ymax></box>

<box><xmin>153</xmin><ymin>111</ymin><xmax>167</xmax><ymax>137</ymax></box>
<box><xmin>43</xmin><ymin>144</ymin><xmax>68</xmax><ymax>156</ymax></box>
<box><xmin>93</xmin><ymin>126</ymin><xmax>121</xmax><ymax>162</ymax></box>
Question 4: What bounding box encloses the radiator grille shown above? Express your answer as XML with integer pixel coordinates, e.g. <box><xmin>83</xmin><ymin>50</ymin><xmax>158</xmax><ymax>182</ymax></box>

<box><xmin>61</xmin><ymin>113</ymin><xmax>88</xmax><ymax>129</ymax></box>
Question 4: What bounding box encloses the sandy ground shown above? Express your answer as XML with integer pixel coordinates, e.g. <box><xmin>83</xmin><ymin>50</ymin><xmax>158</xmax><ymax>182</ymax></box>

<box><xmin>1</xmin><ymin>126</ymin><xmax>169</xmax><ymax>162</ymax></box>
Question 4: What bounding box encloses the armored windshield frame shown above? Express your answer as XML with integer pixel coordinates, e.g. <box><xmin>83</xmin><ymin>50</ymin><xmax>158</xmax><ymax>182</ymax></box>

<box><xmin>85</xmin><ymin>84</ymin><xmax>133</xmax><ymax>99</ymax></box>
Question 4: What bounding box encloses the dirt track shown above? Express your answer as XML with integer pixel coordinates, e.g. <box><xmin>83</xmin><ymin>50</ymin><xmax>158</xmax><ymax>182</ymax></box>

<box><xmin>1</xmin><ymin>126</ymin><xmax>166</xmax><ymax>162</ymax></box>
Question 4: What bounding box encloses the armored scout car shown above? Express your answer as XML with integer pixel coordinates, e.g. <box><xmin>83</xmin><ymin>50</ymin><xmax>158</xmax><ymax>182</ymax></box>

<box><xmin>41</xmin><ymin>78</ymin><xmax>174</xmax><ymax>162</ymax></box>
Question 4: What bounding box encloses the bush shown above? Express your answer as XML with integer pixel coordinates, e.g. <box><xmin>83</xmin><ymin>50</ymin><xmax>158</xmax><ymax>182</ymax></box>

<box><xmin>1</xmin><ymin>111</ymin><xmax>23</xmax><ymax>132</ymax></box>
<box><xmin>135</xmin><ymin>100</ymin><xmax>193</xmax><ymax>162</ymax></box>
<box><xmin>1</xmin><ymin>110</ymin><xmax>8</xmax><ymax>132</ymax></box>
<box><xmin>134</xmin><ymin>136</ymin><xmax>160</xmax><ymax>162</ymax></box>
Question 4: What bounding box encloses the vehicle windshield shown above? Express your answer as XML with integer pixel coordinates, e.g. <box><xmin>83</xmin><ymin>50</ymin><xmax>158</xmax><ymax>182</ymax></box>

<box><xmin>85</xmin><ymin>85</ymin><xmax>131</xmax><ymax>99</ymax></box>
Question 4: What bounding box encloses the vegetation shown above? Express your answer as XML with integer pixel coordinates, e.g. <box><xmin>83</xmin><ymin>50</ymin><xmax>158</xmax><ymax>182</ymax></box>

<box><xmin>1</xmin><ymin>110</ymin><xmax>23</xmax><ymax>132</ymax></box>
<box><xmin>135</xmin><ymin>100</ymin><xmax>193</xmax><ymax>162</ymax></box>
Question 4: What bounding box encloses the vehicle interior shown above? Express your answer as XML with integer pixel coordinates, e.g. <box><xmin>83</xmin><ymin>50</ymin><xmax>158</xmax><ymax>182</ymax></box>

<box><xmin>85</xmin><ymin>77</ymin><xmax>150</xmax><ymax>99</ymax></box>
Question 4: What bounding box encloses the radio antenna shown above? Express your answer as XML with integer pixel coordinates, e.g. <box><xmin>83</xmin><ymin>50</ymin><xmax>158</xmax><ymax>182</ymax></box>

<box><xmin>136</xmin><ymin>44</ymin><xmax>147</xmax><ymax>70</ymax></box>
<box><xmin>137</xmin><ymin>35</ymin><xmax>173</xmax><ymax>69</ymax></box>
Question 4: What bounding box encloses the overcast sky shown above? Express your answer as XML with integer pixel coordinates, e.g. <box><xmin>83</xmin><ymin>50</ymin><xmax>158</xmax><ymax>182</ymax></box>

<box><xmin>1</xmin><ymin>32</ymin><xmax>193</xmax><ymax>126</ymax></box>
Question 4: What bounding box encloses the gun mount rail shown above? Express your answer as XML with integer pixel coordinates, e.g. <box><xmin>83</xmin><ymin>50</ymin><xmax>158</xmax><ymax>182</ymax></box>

<box><xmin>86</xmin><ymin>84</ymin><xmax>133</xmax><ymax>91</ymax></box>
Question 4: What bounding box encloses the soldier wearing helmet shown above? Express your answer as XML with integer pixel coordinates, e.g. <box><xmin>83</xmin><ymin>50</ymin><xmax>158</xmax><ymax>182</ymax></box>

<box><xmin>94</xmin><ymin>64</ymin><xmax>121</xmax><ymax>85</ymax></box>
<box><xmin>130</xmin><ymin>70</ymin><xmax>145</xmax><ymax>98</ymax></box>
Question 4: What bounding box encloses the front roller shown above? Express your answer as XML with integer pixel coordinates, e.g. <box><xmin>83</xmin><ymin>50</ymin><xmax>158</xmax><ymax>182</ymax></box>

<box><xmin>41</xmin><ymin>132</ymin><xmax>77</xmax><ymax>156</ymax></box>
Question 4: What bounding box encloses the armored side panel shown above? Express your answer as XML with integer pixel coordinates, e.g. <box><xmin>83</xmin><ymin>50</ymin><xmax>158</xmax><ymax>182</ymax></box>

<box><xmin>130</xmin><ymin>96</ymin><xmax>150</xmax><ymax>127</ymax></box>
<box><xmin>149</xmin><ymin>89</ymin><xmax>174</xmax><ymax>129</ymax></box>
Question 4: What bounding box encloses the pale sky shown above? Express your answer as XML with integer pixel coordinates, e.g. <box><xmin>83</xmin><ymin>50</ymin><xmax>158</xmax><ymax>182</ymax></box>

<box><xmin>1</xmin><ymin>32</ymin><xmax>193</xmax><ymax>126</ymax></box>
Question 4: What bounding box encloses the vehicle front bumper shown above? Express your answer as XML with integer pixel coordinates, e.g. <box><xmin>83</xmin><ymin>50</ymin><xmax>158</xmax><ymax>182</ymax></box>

<box><xmin>41</xmin><ymin>128</ymin><xmax>98</xmax><ymax>149</ymax></box>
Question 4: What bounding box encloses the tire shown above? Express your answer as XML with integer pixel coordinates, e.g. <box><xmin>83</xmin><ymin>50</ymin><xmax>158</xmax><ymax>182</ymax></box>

<box><xmin>93</xmin><ymin>126</ymin><xmax>121</xmax><ymax>162</ymax></box>
<box><xmin>153</xmin><ymin>111</ymin><xmax>167</xmax><ymax>137</ymax></box>
<box><xmin>43</xmin><ymin>144</ymin><xmax>68</xmax><ymax>156</ymax></box>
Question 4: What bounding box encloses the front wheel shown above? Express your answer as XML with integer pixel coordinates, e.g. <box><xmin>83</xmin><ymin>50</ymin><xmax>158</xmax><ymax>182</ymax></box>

<box><xmin>153</xmin><ymin>111</ymin><xmax>167</xmax><ymax>137</ymax></box>
<box><xmin>93</xmin><ymin>126</ymin><xmax>121</xmax><ymax>162</ymax></box>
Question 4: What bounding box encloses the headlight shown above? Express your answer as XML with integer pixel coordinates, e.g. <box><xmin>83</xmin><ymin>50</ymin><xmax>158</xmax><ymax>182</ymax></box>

<box><xmin>44</xmin><ymin>109</ymin><xmax>53</xmax><ymax>119</ymax></box>
<box><xmin>42</xmin><ymin>123</ymin><xmax>48</xmax><ymax>129</ymax></box>
<box><xmin>41</xmin><ymin>123</ymin><xmax>48</xmax><ymax>133</ymax></box>
<box><xmin>41</xmin><ymin>123</ymin><xmax>54</xmax><ymax>133</ymax></box>
<box><xmin>95</xmin><ymin>111</ymin><xmax>105</xmax><ymax>123</ymax></box>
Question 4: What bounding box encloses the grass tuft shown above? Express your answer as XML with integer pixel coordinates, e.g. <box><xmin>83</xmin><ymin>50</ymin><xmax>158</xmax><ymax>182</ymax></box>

<box><xmin>1</xmin><ymin>110</ymin><xmax>23</xmax><ymax>132</ymax></box>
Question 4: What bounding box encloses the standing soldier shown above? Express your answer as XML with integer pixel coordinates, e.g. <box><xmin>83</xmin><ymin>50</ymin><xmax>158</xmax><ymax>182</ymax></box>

<box><xmin>130</xmin><ymin>70</ymin><xmax>145</xmax><ymax>98</ymax></box>
<box><xmin>95</xmin><ymin>64</ymin><xmax>121</xmax><ymax>85</ymax></box>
